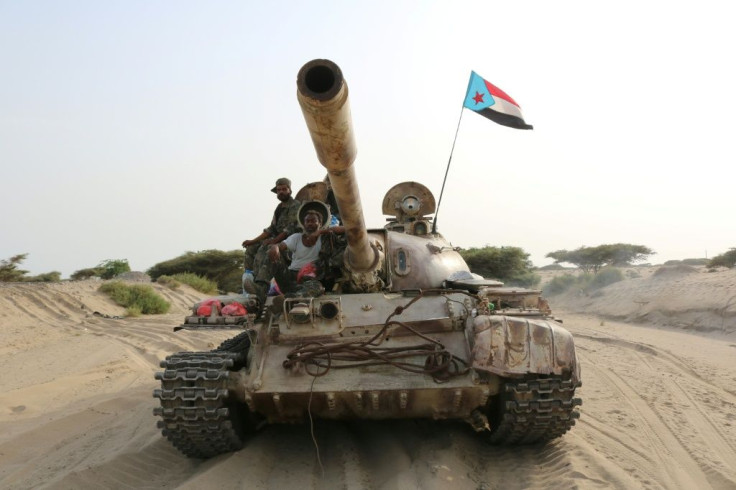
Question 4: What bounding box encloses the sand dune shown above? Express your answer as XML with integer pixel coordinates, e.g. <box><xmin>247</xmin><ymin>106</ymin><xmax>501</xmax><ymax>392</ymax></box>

<box><xmin>1</xmin><ymin>270</ymin><xmax>735</xmax><ymax>489</ymax></box>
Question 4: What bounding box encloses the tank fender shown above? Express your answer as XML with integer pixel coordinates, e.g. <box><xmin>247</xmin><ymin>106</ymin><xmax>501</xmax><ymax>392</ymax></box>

<box><xmin>470</xmin><ymin>315</ymin><xmax>580</xmax><ymax>385</ymax></box>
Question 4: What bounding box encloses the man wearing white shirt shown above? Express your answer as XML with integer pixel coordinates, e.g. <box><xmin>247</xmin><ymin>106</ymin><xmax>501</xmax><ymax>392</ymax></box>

<box><xmin>267</xmin><ymin>208</ymin><xmax>344</xmax><ymax>295</ymax></box>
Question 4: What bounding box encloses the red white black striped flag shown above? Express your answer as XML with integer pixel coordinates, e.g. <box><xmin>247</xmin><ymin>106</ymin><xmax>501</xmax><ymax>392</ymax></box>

<box><xmin>463</xmin><ymin>71</ymin><xmax>532</xmax><ymax>130</ymax></box>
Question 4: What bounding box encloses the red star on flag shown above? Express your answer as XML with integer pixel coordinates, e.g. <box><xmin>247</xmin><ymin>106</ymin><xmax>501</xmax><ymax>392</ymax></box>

<box><xmin>472</xmin><ymin>91</ymin><xmax>485</xmax><ymax>105</ymax></box>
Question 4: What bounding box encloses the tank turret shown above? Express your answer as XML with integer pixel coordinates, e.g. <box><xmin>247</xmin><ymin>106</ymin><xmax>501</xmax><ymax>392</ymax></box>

<box><xmin>296</xmin><ymin>59</ymin><xmax>473</xmax><ymax>292</ymax></box>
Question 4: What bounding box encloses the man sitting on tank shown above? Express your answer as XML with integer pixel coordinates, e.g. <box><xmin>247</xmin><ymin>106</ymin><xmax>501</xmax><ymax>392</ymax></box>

<box><xmin>241</xmin><ymin>177</ymin><xmax>302</xmax><ymax>286</ymax></box>
<box><xmin>244</xmin><ymin>201</ymin><xmax>344</xmax><ymax>302</ymax></box>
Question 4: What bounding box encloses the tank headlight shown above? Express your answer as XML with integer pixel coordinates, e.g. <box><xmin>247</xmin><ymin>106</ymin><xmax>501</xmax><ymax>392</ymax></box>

<box><xmin>319</xmin><ymin>301</ymin><xmax>339</xmax><ymax>319</ymax></box>
<box><xmin>288</xmin><ymin>302</ymin><xmax>311</xmax><ymax>323</ymax></box>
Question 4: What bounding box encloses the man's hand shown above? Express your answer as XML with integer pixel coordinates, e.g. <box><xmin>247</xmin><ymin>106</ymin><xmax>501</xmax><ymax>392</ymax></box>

<box><xmin>242</xmin><ymin>239</ymin><xmax>256</xmax><ymax>248</ymax></box>
<box><xmin>302</xmin><ymin>230</ymin><xmax>322</xmax><ymax>247</ymax></box>
<box><xmin>267</xmin><ymin>233</ymin><xmax>287</xmax><ymax>246</ymax></box>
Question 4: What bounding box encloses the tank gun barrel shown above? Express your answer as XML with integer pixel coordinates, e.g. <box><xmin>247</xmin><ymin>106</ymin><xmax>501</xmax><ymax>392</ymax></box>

<box><xmin>297</xmin><ymin>59</ymin><xmax>379</xmax><ymax>273</ymax></box>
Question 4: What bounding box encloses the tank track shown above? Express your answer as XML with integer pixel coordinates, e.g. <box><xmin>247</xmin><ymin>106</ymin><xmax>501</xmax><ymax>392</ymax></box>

<box><xmin>488</xmin><ymin>377</ymin><xmax>582</xmax><ymax>444</ymax></box>
<box><xmin>153</xmin><ymin>332</ymin><xmax>254</xmax><ymax>458</ymax></box>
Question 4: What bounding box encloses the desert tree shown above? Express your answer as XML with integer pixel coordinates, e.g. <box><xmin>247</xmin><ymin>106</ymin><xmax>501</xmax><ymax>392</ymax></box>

<box><xmin>147</xmin><ymin>250</ymin><xmax>244</xmax><ymax>293</ymax></box>
<box><xmin>459</xmin><ymin>246</ymin><xmax>540</xmax><ymax>287</ymax></box>
<box><xmin>98</xmin><ymin>259</ymin><xmax>131</xmax><ymax>279</ymax></box>
<box><xmin>0</xmin><ymin>253</ymin><xmax>29</xmax><ymax>282</ymax></box>
<box><xmin>546</xmin><ymin>244</ymin><xmax>654</xmax><ymax>273</ymax></box>
<box><xmin>71</xmin><ymin>259</ymin><xmax>131</xmax><ymax>281</ymax></box>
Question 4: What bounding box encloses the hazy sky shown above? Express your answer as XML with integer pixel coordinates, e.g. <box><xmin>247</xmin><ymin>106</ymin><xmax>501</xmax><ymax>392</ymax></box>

<box><xmin>2</xmin><ymin>1</ymin><xmax>734</xmax><ymax>277</ymax></box>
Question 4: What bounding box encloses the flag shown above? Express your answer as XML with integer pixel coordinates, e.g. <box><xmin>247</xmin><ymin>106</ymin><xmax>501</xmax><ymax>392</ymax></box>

<box><xmin>463</xmin><ymin>71</ymin><xmax>533</xmax><ymax>130</ymax></box>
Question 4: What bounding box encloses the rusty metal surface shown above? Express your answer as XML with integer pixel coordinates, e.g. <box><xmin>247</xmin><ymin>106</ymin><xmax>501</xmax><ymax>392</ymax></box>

<box><xmin>245</xmin><ymin>385</ymin><xmax>495</xmax><ymax>422</ymax></box>
<box><xmin>296</xmin><ymin>59</ymin><xmax>379</xmax><ymax>278</ymax></box>
<box><xmin>478</xmin><ymin>287</ymin><xmax>541</xmax><ymax>309</ymax></box>
<box><xmin>228</xmin><ymin>289</ymin><xmax>498</xmax><ymax>422</ymax></box>
<box><xmin>235</xmin><ymin>330</ymin><xmax>497</xmax><ymax>422</ymax></box>
<box><xmin>470</xmin><ymin>314</ymin><xmax>581</xmax><ymax>385</ymax></box>
<box><xmin>270</xmin><ymin>291</ymin><xmax>469</xmax><ymax>337</ymax></box>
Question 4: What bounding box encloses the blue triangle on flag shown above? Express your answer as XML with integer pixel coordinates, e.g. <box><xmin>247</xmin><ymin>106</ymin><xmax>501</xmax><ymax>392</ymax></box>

<box><xmin>463</xmin><ymin>72</ymin><xmax>495</xmax><ymax>111</ymax></box>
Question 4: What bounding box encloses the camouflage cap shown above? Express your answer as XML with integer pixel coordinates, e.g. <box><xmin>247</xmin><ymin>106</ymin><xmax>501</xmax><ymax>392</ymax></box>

<box><xmin>271</xmin><ymin>177</ymin><xmax>292</xmax><ymax>193</ymax></box>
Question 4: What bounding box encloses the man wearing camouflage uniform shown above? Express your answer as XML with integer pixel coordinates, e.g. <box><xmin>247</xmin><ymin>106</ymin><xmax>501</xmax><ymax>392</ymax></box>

<box><xmin>241</xmin><ymin>177</ymin><xmax>301</xmax><ymax>295</ymax></box>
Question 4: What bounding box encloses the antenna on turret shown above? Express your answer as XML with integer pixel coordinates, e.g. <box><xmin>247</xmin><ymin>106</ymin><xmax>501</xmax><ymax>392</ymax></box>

<box><xmin>432</xmin><ymin>106</ymin><xmax>465</xmax><ymax>235</ymax></box>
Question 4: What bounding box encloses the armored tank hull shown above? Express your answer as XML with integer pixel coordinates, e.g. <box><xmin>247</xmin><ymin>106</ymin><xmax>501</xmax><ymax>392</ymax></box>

<box><xmin>153</xmin><ymin>59</ymin><xmax>581</xmax><ymax>458</ymax></box>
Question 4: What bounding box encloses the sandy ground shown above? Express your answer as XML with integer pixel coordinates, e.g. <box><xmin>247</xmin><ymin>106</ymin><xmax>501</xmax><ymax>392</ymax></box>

<box><xmin>1</xmin><ymin>268</ymin><xmax>735</xmax><ymax>490</ymax></box>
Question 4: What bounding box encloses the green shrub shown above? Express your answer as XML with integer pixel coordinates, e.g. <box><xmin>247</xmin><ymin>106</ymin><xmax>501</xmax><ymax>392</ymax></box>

<box><xmin>590</xmin><ymin>267</ymin><xmax>624</xmax><ymax>289</ymax></box>
<box><xmin>170</xmin><ymin>273</ymin><xmax>218</xmax><ymax>294</ymax></box>
<box><xmin>663</xmin><ymin>258</ymin><xmax>708</xmax><ymax>266</ymax></box>
<box><xmin>126</xmin><ymin>305</ymin><xmax>142</xmax><ymax>317</ymax></box>
<box><xmin>24</xmin><ymin>271</ymin><xmax>62</xmax><ymax>282</ymax></box>
<box><xmin>681</xmin><ymin>258</ymin><xmax>709</xmax><ymax>266</ymax></box>
<box><xmin>459</xmin><ymin>246</ymin><xmax>539</xmax><ymax>286</ymax></box>
<box><xmin>218</xmin><ymin>268</ymin><xmax>246</xmax><ymax>294</ymax></box>
<box><xmin>504</xmin><ymin>270</ymin><xmax>541</xmax><ymax>288</ymax></box>
<box><xmin>99</xmin><ymin>281</ymin><xmax>170</xmax><ymax>315</ymax></box>
<box><xmin>653</xmin><ymin>264</ymin><xmax>697</xmax><ymax>277</ymax></box>
<box><xmin>71</xmin><ymin>267</ymin><xmax>103</xmax><ymax>280</ymax></box>
<box><xmin>156</xmin><ymin>275</ymin><xmax>181</xmax><ymax>290</ymax></box>
<box><xmin>544</xmin><ymin>274</ymin><xmax>578</xmax><ymax>295</ymax></box>
<box><xmin>147</xmin><ymin>250</ymin><xmax>243</xmax><ymax>293</ymax></box>
<box><xmin>708</xmin><ymin>248</ymin><xmax>736</xmax><ymax>269</ymax></box>
<box><xmin>543</xmin><ymin>268</ymin><xmax>625</xmax><ymax>295</ymax></box>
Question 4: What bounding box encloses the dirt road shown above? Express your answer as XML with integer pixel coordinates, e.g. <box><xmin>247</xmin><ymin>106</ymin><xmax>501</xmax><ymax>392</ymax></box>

<box><xmin>1</xmin><ymin>280</ymin><xmax>735</xmax><ymax>489</ymax></box>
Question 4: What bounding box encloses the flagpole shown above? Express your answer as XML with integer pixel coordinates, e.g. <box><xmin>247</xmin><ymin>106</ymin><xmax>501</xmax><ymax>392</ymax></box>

<box><xmin>432</xmin><ymin>105</ymin><xmax>465</xmax><ymax>234</ymax></box>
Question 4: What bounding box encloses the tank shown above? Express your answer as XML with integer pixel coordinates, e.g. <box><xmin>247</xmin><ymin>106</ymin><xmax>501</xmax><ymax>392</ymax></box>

<box><xmin>153</xmin><ymin>59</ymin><xmax>582</xmax><ymax>458</ymax></box>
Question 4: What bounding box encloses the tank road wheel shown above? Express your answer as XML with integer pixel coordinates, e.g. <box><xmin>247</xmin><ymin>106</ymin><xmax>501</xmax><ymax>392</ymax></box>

<box><xmin>487</xmin><ymin>377</ymin><xmax>582</xmax><ymax>445</ymax></box>
<box><xmin>153</xmin><ymin>332</ymin><xmax>257</xmax><ymax>458</ymax></box>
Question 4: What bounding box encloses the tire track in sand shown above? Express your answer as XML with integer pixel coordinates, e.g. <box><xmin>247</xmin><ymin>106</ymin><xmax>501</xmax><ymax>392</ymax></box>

<box><xmin>580</xmin><ymin>352</ymin><xmax>709</xmax><ymax>489</ymax></box>
<box><xmin>628</xmin><ymin>348</ymin><xmax>736</xmax><ymax>487</ymax></box>
<box><xmin>577</xmin><ymin>330</ymin><xmax>736</xmax><ymax>485</ymax></box>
